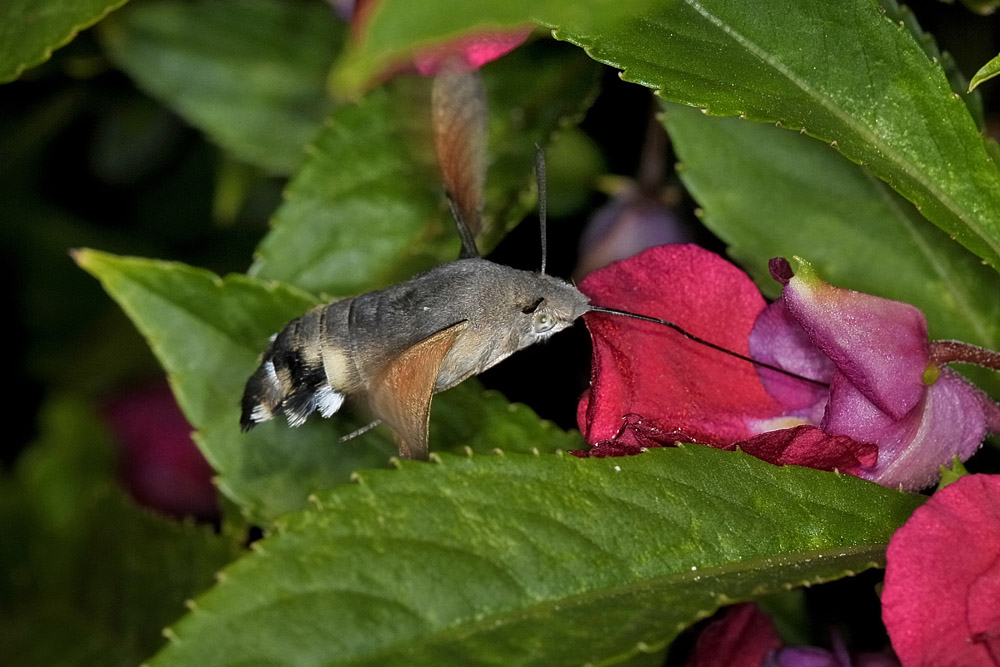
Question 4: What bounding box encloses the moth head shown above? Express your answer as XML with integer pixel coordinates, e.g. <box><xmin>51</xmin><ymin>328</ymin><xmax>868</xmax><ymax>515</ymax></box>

<box><xmin>513</xmin><ymin>275</ymin><xmax>591</xmax><ymax>348</ymax></box>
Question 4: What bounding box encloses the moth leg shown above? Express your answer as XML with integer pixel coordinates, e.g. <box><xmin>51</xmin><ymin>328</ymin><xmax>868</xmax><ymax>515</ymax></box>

<box><xmin>369</xmin><ymin>321</ymin><xmax>469</xmax><ymax>460</ymax></box>
<box><xmin>338</xmin><ymin>419</ymin><xmax>382</xmax><ymax>443</ymax></box>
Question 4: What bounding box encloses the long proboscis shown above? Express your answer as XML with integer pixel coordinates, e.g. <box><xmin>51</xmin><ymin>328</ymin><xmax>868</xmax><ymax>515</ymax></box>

<box><xmin>589</xmin><ymin>305</ymin><xmax>829</xmax><ymax>388</ymax></box>
<box><xmin>535</xmin><ymin>144</ymin><xmax>548</xmax><ymax>276</ymax></box>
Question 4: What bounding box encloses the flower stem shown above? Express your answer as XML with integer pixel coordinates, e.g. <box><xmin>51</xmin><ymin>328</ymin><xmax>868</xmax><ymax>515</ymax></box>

<box><xmin>929</xmin><ymin>340</ymin><xmax>1000</xmax><ymax>371</ymax></box>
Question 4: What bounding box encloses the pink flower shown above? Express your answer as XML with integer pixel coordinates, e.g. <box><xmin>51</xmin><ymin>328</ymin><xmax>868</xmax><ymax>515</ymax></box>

<box><xmin>103</xmin><ymin>381</ymin><xmax>218</xmax><ymax>521</ymax></box>
<box><xmin>577</xmin><ymin>245</ymin><xmax>999</xmax><ymax>490</ymax></box>
<box><xmin>350</xmin><ymin>0</ymin><xmax>531</xmax><ymax>76</ymax></box>
<box><xmin>882</xmin><ymin>474</ymin><xmax>1000</xmax><ymax>666</ymax></box>
<box><xmin>758</xmin><ymin>257</ymin><xmax>994</xmax><ymax>490</ymax></box>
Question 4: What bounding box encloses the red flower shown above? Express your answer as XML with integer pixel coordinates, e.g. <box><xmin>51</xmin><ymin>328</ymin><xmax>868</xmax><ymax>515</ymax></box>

<box><xmin>882</xmin><ymin>474</ymin><xmax>1000</xmax><ymax>667</ymax></box>
<box><xmin>687</xmin><ymin>603</ymin><xmax>900</xmax><ymax>667</ymax></box>
<box><xmin>577</xmin><ymin>245</ymin><xmax>998</xmax><ymax>490</ymax></box>
<box><xmin>686</xmin><ymin>604</ymin><xmax>781</xmax><ymax>667</ymax></box>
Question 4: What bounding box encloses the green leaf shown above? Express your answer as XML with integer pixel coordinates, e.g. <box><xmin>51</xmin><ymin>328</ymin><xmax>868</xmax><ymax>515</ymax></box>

<box><xmin>330</xmin><ymin>1</ymin><xmax>648</xmax><ymax>96</ymax></box>
<box><xmin>478</xmin><ymin>40</ymin><xmax>602</xmax><ymax>250</ymax></box>
<box><xmin>969</xmin><ymin>52</ymin><xmax>1000</xmax><ymax>92</ymax></box>
<box><xmin>1</xmin><ymin>396</ymin><xmax>241</xmax><ymax>667</ymax></box>
<box><xmin>76</xmin><ymin>250</ymin><xmax>583</xmax><ymax>522</ymax></box>
<box><xmin>0</xmin><ymin>0</ymin><xmax>128</xmax><ymax>83</ymax></box>
<box><xmin>252</xmin><ymin>41</ymin><xmax>599</xmax><ymax>296</ymax></box>
<box><xmin>335</xmin><ymin>0</ymin><xmax>1000</xmax><ymax>270</ymax></box>
<box><xmin>661</xmin><ymin>102</ymin><xmax>1000</xmax><ymax>354</ymax></box>
<box><xmin>249</xmin><ymin>79</ymin><xmax>451</xmax><ymax>295</ymax></box>
<box><xmin>149</xmin><ymin>446</ymin><xmax>923</xmax><ymax>666</ymax></box>
<box><xmin>98</xmin><ymin>0</ymin><xmax>344</xmax><ymax>174</ymax></box>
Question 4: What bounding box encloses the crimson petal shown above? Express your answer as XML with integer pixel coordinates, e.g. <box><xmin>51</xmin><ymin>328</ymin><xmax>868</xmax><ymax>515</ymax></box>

<box><xmin>727</xmin><ymin>425</ymin><xmax>877</xmax><ymax>476</ymax></box>
<box><xmin>578</xmin><ymin>245</ymin><xmax>785</xmax><ymax>448</ymax></box>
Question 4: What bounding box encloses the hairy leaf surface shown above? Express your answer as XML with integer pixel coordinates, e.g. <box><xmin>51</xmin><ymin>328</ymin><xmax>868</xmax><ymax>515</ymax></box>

<box><xmin>336</xmin><ymin>0</ymin><xmax>1000</xmax><ymax>270</ymax></box>
<box><xmin>150</xmin><ymin>447</ymin><xmax>923</xmax><ymax>666</ymax></box>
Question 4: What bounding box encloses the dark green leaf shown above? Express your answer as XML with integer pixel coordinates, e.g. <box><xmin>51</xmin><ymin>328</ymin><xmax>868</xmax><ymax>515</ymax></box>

<box><xmin>1</xmin><ymin>396</ymin><xmax>241</xmax><ymax>667</ymax></box>
<box><xmin>248</xmin><ymin>79</ymin><xmax>451</xmax><ymax>295</ymax></box>
<box><xmin>76</xmin><ymin>250</ymin><xmax>583</xmax><ymax>522</ymax></box>
<box><xmin>252</xmin><ymin>41</ymin><xmax>599</xmax><ymax>296</ymax></box>
<box><xmin>0</xmin><ymin>0</ymin><xmax>128</xmax><ymax>83</ymax></box>
<box><xmin>99</xmin><ymin>0</ymin><xmax>344</xmax><ymax>174</ymax></box>
<box><xmin>335</xmin><ymin>0</ymin><xmax>1000</xmax><ymax>270</ymax></box>
<box><xmin>661</xmin><ymin>102</ymin><xmax>1000</xmax><ymax>354</ymax></box>
<box><xmin>149</xmin><ymin>446</ymin><xmax>923</xmax><ymax>666</ymax></box>
<box><xmin>330</xmin><ymin>1</ymin><xmax>647</xmax><ymax>96</ymax></box>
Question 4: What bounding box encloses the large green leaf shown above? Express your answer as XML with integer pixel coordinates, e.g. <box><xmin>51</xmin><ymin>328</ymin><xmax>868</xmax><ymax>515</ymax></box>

<box><xmin>149</xmin><ymin>446</ymin><xmax>923</xmax><ymax>666</ymax></box>
<box><xmin>0</xmin><ymin>0</ymin><xmax>128</xmax><ymax>83</ymax></box>
<box><xmin>98</xmin><ymin>0</ymin><xmax>343</xmax><ymax>174</ymax></box>
<box><xmin>248</xmin><ymin>80</ymin><xmax>449</xmax><ymax>296</ymax></box>
<box><xmin>76</xmin><ymin>250</ymin><xmax>583</xmax><ymax>522</ymax></box>
<box><xmin>0</xmin><ymin>396</ymin><xmax>240</xmax><ymax>667</ymax></box>
<box><xmin>334</xmin><ymin>0</ymin><xmax>1000</xmax><ymax>271</ymax></box>
<box><xmin>661</xmin><ymin>102</ymin><xmax>1000</xmax><ymax>353</ymax></box>
<box><xmin>251</xmin><ymin>41</ymin><xmax>599</xmax><ymax>296</ymax></box>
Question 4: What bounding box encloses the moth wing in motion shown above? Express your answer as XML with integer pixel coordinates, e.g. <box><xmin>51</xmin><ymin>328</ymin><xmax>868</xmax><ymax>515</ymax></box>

<box><xmin>432</xmin><ymin>64</ymin><xmax>486</xmax><ymax>258</ymax></box>
<box><xmin>369</xmin><ymin>320</ymin><xmax>470</xmax><ymax>461</ymax></box>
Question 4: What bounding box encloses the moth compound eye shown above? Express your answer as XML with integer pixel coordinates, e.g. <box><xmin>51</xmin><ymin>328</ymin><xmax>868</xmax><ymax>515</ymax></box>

<box><xmin>522</xmin><ymin>297</ymin><xmax>544</xmax><ymax>314</ymax></box>
<box><xmin>532</xmin><ymin>310</ymin><xmax>555</xmax><ymax>333</ymax></box>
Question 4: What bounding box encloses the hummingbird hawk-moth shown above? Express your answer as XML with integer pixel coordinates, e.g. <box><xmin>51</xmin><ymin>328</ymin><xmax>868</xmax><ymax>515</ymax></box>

<box><xmin>240</xmin><ymin>66</ymin><xmax>591</xmax><ymax>460</ymax></box>
<box><xmin>239</xmin><ymin>66</ymin><xmax>822</xmax><ymax>460</ymax></box>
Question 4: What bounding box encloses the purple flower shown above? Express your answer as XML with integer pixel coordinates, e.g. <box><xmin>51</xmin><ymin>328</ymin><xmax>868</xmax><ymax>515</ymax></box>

<box><xmin>752</xmin><ymin>257</ymin><xmax>999</xmax><ymax>490</ymax></box>
<box><xmin>578</xmin><ymin>246</ymin><xmax>1000</xmax><ymax>491</ymax></box>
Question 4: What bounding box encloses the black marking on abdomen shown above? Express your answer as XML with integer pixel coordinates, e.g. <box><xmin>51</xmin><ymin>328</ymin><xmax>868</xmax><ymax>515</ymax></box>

<box><xmin>240</xmin><ymin>308</ymin><xmax>344</xmax><ymax>430</ymax></box>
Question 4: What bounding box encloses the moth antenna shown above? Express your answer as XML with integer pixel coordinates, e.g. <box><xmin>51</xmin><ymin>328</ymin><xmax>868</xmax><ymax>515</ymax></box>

<box><xmin>447</xmin><ymin>192</ymin><xmax>481</xmax><ymax>259</ymax></box>
<box><xmin>589</xmin><ymin>305</ymin><xmax>829</xmax><ymax>388</ymax></box>
<box><xmin>535</xmin><ymin>144</ymin><xmax>548</xmax><ymax>275</ymax></box>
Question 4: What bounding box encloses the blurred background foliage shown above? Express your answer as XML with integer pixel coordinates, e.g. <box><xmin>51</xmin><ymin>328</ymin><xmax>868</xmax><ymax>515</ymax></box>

<box><xmin>2</xmin><ymin>0</ymin><xmax>1000</xmax><ymax>664</ymax></box>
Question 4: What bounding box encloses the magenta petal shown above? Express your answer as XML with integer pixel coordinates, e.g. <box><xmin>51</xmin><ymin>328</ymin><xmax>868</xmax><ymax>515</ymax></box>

<box><xmin>687</xmin><ymin>603</ymin><xmax>782</xmax><ymax>667</ymax></box>
<box><xmin>749</xmin><ymin>299</ymin><xmax>834</xmax><ymax>420</ymax></box>
<box><xmin>103</xmin><ymin>382</ymin><xmax>218</xmax><ymax>520</ymax></box>
<box><xmin>824</xmin><ymin>369</ymin><xmax>987</xmax><ymax>491</ymax></box>
<box><xmin>412</xmin><ymin>28</ymin><xmax>532</xmax><ymax>75</ymax></box>
<box><xmin>579</xmin><ymin>244</ymin><xmax>785</xmax><ymax>448</ymax></box>
<box><xmin>352</xmin><ymin>1</ymin><xmax>530</xmax><ymax>76</ymax></box>
<box><xmin>882</xmin><ymin>474</ymin><xmax>1000</xmax><ymax>666</ymax></box>
<box><xmin>728</xmin><ymin>425</ymin><xmax>878</xmax><ymax>476</ymax></box>
<box><xmin>778</xmin><ymin>259</ymin><xmax>929</xmax><ymax>420</ymax></box>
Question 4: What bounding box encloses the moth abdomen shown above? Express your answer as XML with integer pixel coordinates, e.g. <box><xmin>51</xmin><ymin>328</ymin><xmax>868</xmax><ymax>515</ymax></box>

<box><xmin>240</xmin><ymin>301</ymin><xmax>354</xmax><ymax>431</ymax></box>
